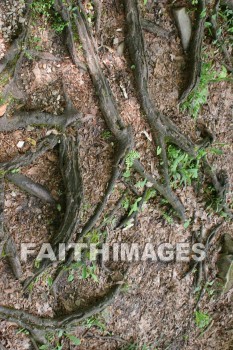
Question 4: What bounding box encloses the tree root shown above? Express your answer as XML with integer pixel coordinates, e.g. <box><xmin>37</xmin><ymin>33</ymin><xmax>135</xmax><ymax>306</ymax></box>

<box><xmin>0</xmin><ymin>178</ymin><xmax>22</xmax><ymax>279</ymax></box>
<box><xmin>123</xmin><ymin>0</ymin><xmax>200</xmax><ymax>219</ymax></box>
<box><xmin>203</xmin><ymin>158</ymin><xmax>231</xmax><ymax>215</ymax></box>
<box><xmin>92</xmin><ymin>0</ymin><xmax>103</xmax><ymax>33</ymax></box>
<box><xmin>210</xmin><ymin>0</ymin><xmax>233</xmax><ymax>72</ymax></box>
<box><xmin>124</xmin><ymin>0</ymin><xmax>195</xmax><ymax>155</ymax></box>
<box><xmin>0</xmin><ymin>135</ymin><xmax>59</xmax><ymax>172</ymax></box>
<box><xmin>0</xmin><ymin>284</ymin><xmax>120</xmax><ymax>331</ymax></box>
<box><xmin>178</xmin><ymin>0</ymin><xmax>206</xmax><ymax>103</ymax></box>
<box><xmin>5</xmin><ymin>231</ymin><xmax>23</xmax><ymax>279</ymax></box>
<box><xmin>1</xmin><ymin>2</ymin><xmax>32</xmax><ymax>100</ymax></box>
<box><xmin>6</xmin><ymin>173</ymin><xmax>56</xmax><ymax>204</ymax></box>
<box><xmin>23</xmin><ymin>134</ymin><xmax>83</xmax><ymax>289</ymax></box>
<box><xmin>141</xmin><ymin>19</ymin><xmax>170</xmax><ymax>38</ymax></box>
<box><xmin>54</xmin><ymin>0</ymin><xmax>87</xmax><ymax>71</ymax></box>
<box><xmin>0</xmin><ymin>109</ymin><xmax>82</xmax><ymax>132</ymax></box>
<box><xmin>133</xmin><ymin>160</ymin><xmax>185</xmax><ymax>220</ymax></box>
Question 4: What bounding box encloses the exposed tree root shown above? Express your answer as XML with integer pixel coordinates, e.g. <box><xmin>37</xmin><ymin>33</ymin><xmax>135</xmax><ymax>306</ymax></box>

<box><xmin>141</xmin><ymin>18</ymin><xmax>170</xmax><ymax>38</ymax></box>
<box><xmin>178</xmin><ymin>0</ymin><xmax>206</xmax><ymax>103</ymax></box>
<box><xmin>123</xmin><ymin>0</ymin><xmax>202</xmax><ymax>219</ymax></box>
<box><xmin>0</xmin><ymin>284</ymin><xmax>120</xmax><ymax>333</ymax></box>
<box><xmin>0</xmin><ymin>33</ymin><xmax>25</xmax><ymax>75</ymax></box>
<box><xmin>92</xmin><ymin>0</ymin><xmax>103</xmax><ymax>33</ymax></box>
<box><xmin>54</xmin><ymin>1</ymin><xmax>87</xmax><ymax>71</ymax></box>
<box><xmin>203</xmin><ymin>158</ymin><xmax>231</xmax><ymax>215</ymax></box>
<box><xmin>48</xmin><ymin>0</ymin><xmax>134</xmax><ymax>290</ymax></box>
<box><xmin>5</xmin><ymin>231</ymin><xmax>23</xmax><ymax>280</ymax></box>
<box><xmin>0</xmin><ymin>109</ymin><xmax>82</xmax><ymax>132</ymax></box>
<box><xmin>0</xmin><ymin>135</ymin><xmax>59</xmax><ymax>172</ymax></box>
<box><xmin>0</xmin><ymin>178</ymin><xmax>22</xmax><ymax>279</ymax></box>
<box><xmin>24</xmin><ymin>134</ymin><xmax>83</xmax><ymax>288</ymax></box>
<box><xmin>6</xmin><ymin>173</ymin><xmax>55</xmax><ymax>204</ymax></box>
<box><xmin>124</xmin><ymin>0</ymin><xmax>196</xmax><ymax>155</ymax></box>
<box><xmin>133</xmin><ymin>160</ymin><xmax>185</xmax><ymax>220</ymax></box>
<box><xmin>210</xmin><ymin>0</ymin><xmax>233</xmax><ymax>72</ymax></box>
<box><xmin>1</xmin><ymin>2</ymin><xmax>32</xmax><ymax>100</ymax></box>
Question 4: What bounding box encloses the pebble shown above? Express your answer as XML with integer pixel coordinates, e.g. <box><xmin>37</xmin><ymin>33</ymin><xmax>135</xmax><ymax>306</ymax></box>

<box><xmin>16</xmin><ymin>140</ymin><xmax>25</xmax><ymax>148</ymax></box>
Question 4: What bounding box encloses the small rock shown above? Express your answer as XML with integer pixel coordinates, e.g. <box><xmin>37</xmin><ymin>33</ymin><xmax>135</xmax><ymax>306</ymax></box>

<box><xmin>17</xmin><ymin>140</ymin><xmax>24</xmax><ymax>148</ymax></box>
<box><xmin>173</xmin><ymin>7</ymin><xmax>192</xmax><ymax>51</ymax></box>
<box><xmin>19</xmin><ymin>16</ymin><xmax>25</xmax><ymax>23</ymax></box>
<box><xmin>117</xmin><ymin>41</ymin><xmax>125</xmax><ymax>56</ymax></box>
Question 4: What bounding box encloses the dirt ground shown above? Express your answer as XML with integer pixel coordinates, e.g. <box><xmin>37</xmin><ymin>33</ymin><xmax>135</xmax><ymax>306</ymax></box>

<box><xmin>0</xmin><ymin>0</ymin><xmax>232</xmax><ymax>349</ymax></box>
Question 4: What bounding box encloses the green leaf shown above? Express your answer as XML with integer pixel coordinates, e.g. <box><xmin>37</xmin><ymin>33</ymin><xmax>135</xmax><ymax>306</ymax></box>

<box><xmin>47</xmin><ymin>276</ymin><xmax>53</xmax><ymax>287</ymax></box>
<box><xmin>82</xmin><ymin>265</ymin><xmax>87</xmax><ymax>279</ymax></box>
<box><xmin>184</xmin><ymin>220</ymin><xmax>190</xmax><ymax>229</ymax></box>
<box><xmin>135</xmin><ymin>179</ymin><xmax>147</xmax><ymax>188</ymax></box>
<box><xmin>156</xmin><ymin>146</ymin><xmax>162</xmax><ymax>155</ymax></box>
<box><xmin>68</xmin><ymin>274</ymin><xmax>74</xmax><ymax>282</ymax></box>
<box><xmin>128</xmin><ymin>197</ymin><xmax>142</xmax><ymax>216</ymax></box>
<box><xmin>123</xmin><ymin>169</ymin><xmax>131</xmax><ymax>178</ymax></box>
<box><xmin>209</xmin><ymin>148</ymin><xmax>223</xmax><ymax>155</ymax></box>
<box><xmin>195</xmin><ymin>310</ymin><xmax>211</xmax><ymax>329</ymax></box>
<box><xmin>66</xmin><ymin>334</ymin><xmax>81</xmax><ymax>345</ymax></box>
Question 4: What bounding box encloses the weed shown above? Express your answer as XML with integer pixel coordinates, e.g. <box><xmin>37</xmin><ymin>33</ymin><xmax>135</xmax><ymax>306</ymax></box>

<box><xmin>180</xmin><ymin>63</ymin><xmax>228</xmax><ymax>118</ymax></box>
<box><xmin>205</xmin><ymin>280</ymin><xmax>215</xmax><ymax>297</ymax></box>
<box><xmin>167</xmin><ymin>145</ymin><xmax>206</xmax><ymax>188</ymax></box>
<box><xmin>135</xmin><ymin>179</ymin><xmax>147</xmax><ymax>189</ymax></box>
<box><xmin>11</xmin><ymin>168</ymin><xmax>21</xmax><ymax>174</ymax></box>
<box><xmin>34</xmin><ymin>260</ymin><xmax>41</xmax><ymax>269</ymax></box>
<box><xmin>83</xmin><ymin>314</ymin><xmax>106</xmax><ymax>331</ymax></box>
<box><xmin>101</xmin><ymin>130</ymin><xmax>112</xmax><ymax>140</ymax></box>
<box><xmin>195</xmin><ymin>310</ymin><xmax>212</xmax><ymax>329</ymax></box>
<box><xmin>124</xmin><ymin>150</ymin><xmax>140</xmax><ymax>178</ymax></box>
<box><xmin>16</xmin><ymin>328</ymin><xmax>30</xmax><ymax>335</ymax></box>
<box><xmin>39</xmin><ymin>330</ymin><xmax>81</xmax><ymax>350</ymax></box>
<box><xmin>128</xmin><ymin>197</ymin><xmax>142</xmax><ymax>216</ymax></box>
<box><xmin>30</xmin><ymin>0</ymin><xmax>67</xmax><ymax>33</ymax></box>
<box><xmin>68</xmin><ymin>260</ymin><xmax>99</xmax><ymax>283</ymax></box>
<box><xmin>162</xmin><ymin>211</ymin><xmax>173</xmax><ymax>224</ymax></box>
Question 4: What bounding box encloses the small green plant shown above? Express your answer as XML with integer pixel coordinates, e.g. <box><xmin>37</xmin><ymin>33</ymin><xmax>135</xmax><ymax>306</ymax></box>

<box><xmin>167</xmin><ymin>145</ymin><xmax>206</xmax><ymax>188</ymax></box>
<box><xmin>39</xmin><ymin>330</ymin><xmax>81</xmax><ymax>350</ymax></box>
<box><xmin>181</xmin><ymin>63</ymin><xmax>228</xmax><ymax>118</ymax></box>
<box><xmin>83</xmin><ymin>315</ymin><xmax>106</xmax><ymax>331</ymax></box>
<box><xmin>11</xmin><ymin>168</ymin><xmax>21</xmax><ymax>174</ymax></box>
<box><xmin>124</xmin><ymin>150</ymin><xmax>140</xmax><ymax>177</ymax></box>
<box><xmin>195</xmin><ymin>310</ymin><xmax>212</xmax><ymax>329</ymax></box>
<box><xmin>31</xmin><ymin>0</ymin><xmax>67</xmax><ymax>33</ymax></box>
<box><xmin>101</xmin><ymin>130</ymin><xmax>112</xmax><ymax>140</ymax></box>
<box><xmin>128</xmin><ymin>197</ymin><xmax>142</xmax><ymax>216</ymax></box>
<box><xmin>67</xmin><ymin>260</ymin><xmax>99</xmax><ymax>283</ymax></box>
<box><xmin>162</xmin><ymin>212</ymin><xmax>173</xmax><ymax>224</ymax></box>
<box><xmin>34</xmin><ymin>259</ymin><xmax>41</xmax><ymax>269</ymax></box>
<box><xmin>16</xmin><ymin>328</ymin><xmax>30</xmax><ymax>335</ymax></box>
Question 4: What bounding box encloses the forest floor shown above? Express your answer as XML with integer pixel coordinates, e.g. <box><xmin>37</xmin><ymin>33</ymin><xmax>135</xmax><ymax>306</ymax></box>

<box><xmin>0</xmin><ymin>0</ymin><xmax>232</xmax><ymax>349</ymax></box>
